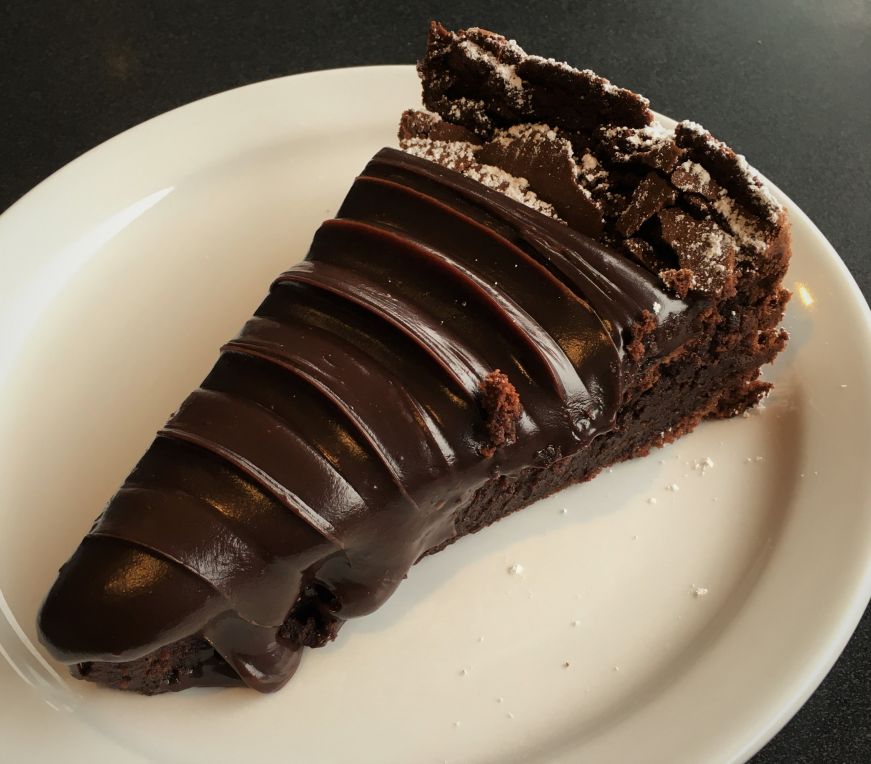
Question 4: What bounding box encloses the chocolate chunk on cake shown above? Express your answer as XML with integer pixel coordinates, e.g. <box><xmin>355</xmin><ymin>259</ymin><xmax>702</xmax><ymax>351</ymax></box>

<box><xmin>38</xmin><ymin>22</ymin><xmax>791</xmax><ymax>695</ymax></box>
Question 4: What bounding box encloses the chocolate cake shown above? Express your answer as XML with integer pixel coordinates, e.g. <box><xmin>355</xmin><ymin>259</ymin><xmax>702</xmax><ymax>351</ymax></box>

<box><xmin>37</xmin><ymin>22</ymin><xmax>791</xmax><ymax>695</ymax></box>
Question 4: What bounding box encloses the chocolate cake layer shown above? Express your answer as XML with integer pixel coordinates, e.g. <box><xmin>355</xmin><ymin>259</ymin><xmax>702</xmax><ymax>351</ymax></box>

<box><xmin>37</xmin><ymin>23</ymin><xmax>791</xmax><ymax>695</ymax></box>
<box><xmin>38</xmin><ymin>148</ymin><xmax>687</xmax><ymax>692</ymax></box>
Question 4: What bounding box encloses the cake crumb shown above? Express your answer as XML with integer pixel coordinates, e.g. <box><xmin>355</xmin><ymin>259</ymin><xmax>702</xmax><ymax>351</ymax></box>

<box><xmin>694</xmin><ymin>456</ymin><xmax>715</xmax><ymax>474</ymax></box>
<box><xmin>497</xmin><ymin>697</ymin><xmax>504</xmax><ymax>703</ymax></box>
<box><xmin>508</xmin><ymin>563</ymin><xmax>524</xmax><ymax>575</ymax></box>
<box><xmin>840</xmin><ymin>384</ymin><xmax>848</xmax><ymax>389</ymax></box>
<box><xmin>652</xmin><ymin>301</ymin><xmax>662</xmax><ymax>315</ymax></box>
<box><xmin>571</xmin><ymin>619</ymin><xmax>580</xmax><ymax>627</ymax></box>
<box><xmin>666</xmin><ymin>483</ymin><xmax>680</xmax><ymax>492</ymax></box>
<box><xmin>479</xmin><ymin>370</ymin><xmax>522</xmax><ymax>457</ymax></box>
<box><xmin>648</xmin><ymin>497</ymin><xmax>658</xmax><ymax>504</ymax></box>
<box><xmin>459</xmin><ymin>668</ymin><xmax>469</xmax><ymax>676</ymax></box>
<box><xmin>453</xmin><ymin>721</ymin><xmax>462</xmax><ymax>728</ymax></box>
<box><xmin>507</xmin><ymin>712</ymin><xmax>515</xmax><ymax>719</ymax></box>
<box><xmin>692</xmin><ymin>585</ymin><xmax>709</xmax><ymax>598</ymax></box>
<box><xmin>613</xmin><ymin>665</ymin><xmax>621</xmax><ymax>672</ymax></box>
<box><xmin>560</xmin><ymin>507</ymin><xmax>568</xmax><ymax>514</ymax></box>
<box><xmin>563</xmin><ymin>661</ymin><xmax>571</xmax><ymax>669</ymax></box>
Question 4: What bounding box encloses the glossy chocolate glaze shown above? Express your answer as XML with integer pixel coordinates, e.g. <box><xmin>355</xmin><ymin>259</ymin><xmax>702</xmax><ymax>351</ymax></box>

<box><xmin>38</xmin><ymin>148</ymin><xmax>685</xmax><ymax>692</ymax></box>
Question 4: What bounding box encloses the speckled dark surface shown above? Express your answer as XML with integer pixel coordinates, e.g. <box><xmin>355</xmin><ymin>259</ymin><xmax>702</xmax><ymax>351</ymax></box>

<box><xmin>1</xmin><ymin>1</ymin><xmax>868</xmax><ymax>760</ymax></box>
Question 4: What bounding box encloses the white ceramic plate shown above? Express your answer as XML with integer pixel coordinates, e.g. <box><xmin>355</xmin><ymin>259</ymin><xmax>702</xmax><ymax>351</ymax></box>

<box><xmin>0</xmin><ymin>66</ymin><xmax>869</xmax><ymax>764</ymax></box>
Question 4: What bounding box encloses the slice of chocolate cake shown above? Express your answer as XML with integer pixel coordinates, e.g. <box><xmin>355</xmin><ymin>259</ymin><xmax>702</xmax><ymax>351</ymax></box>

<box><xmin>37</xmin><ymin>23</ymin><xmax>791</xmax><ymax>695</ymax></box>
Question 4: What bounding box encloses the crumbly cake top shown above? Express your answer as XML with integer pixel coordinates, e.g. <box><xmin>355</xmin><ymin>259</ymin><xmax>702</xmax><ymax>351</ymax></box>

<box><xmin>400</xmin><ymin>22</ymin><xmax>785</xmax><ymax>300</ymax></box>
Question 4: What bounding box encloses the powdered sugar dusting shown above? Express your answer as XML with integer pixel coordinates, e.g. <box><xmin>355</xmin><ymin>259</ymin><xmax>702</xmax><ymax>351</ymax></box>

<box><xmin>497</xmin><ymin>125</ymin><xmax>591</xmax><ymax>202</ymax></box>
<box><xmin>735</xmin><ymin>152</ymin><xmax>781</xmax><ymax>222</ymax></box>
<box><xmin>532</xmin><ymin>56</ymin><xmax>575</xmax><ymax>74</ymax></box>
<box><xmin>676</xmin><ymin>159</ymin><xmax>713</xmax><ymax>189</ymax></box>
<box><xmin>602</xmin><ymin>123</ymin><xmax>673</xmax><ymax>162</ymax></box>
<box><xmin>657</xmin><ymin>208</ymin><xmax>737</xmax><ymax>295</ymax></box>
<box><xmin>678</xmin><ymin>121</ymin><xmax>781</xmax><ymax>224</ymax></box>
<box><xmin>489</xmin><ymin>123</ymin><xmax>598</xmax><ymax>210</ymax></box>
<box><xmin>604</xmin><ymin>121</ymin><xmax>781</xmax><ymax>252</ymax></box>
<box><xmin>576</xmin><ymin>151</ymin><xmax>609</xmax><ymax>194</ymax></box>
<box><xmin>446</xmin><ymin>97</ymin><xmax>494</xmax><ymax>131</ymax></box>
<box><xmin>679</xmin><ymin>120</ymin><xmax>706</xmax><ymax>135</ymax></box>
<box><xmin>525</xmin><ymin>56</ymin><xmax>651</xmax><ymax>108</ymax></box>
<box><xmin>401</xmin><ymin>137</ymin><xmax>478</xmax><ymax>167</ymax></box>
<box><xmin>464</xmin><ymin>28</ymin><xmax>528</xmax><ymax>61</ymax></box>
<box><xmin>490</xmin><ymin>122</ymin><xmax>560</xmax><ymax>146</ymax></box>
<box><xmin>581</xmin><ymin>153</ymin><xmax>599</xmax><ymax>171</ymax></box>
<box><xmin>458</xmin><ymin>39</ymin><xmax>526</xmax><ymax>104</ymax></box>
<box><xmin>713</xmin><ymin>193</ymin><xmax>767</xmax><ymax>255</ymax></box>
<box><xmin>467</xmin><ymin>164</ymin><xmax>559</xmax><ymax>216</ymax></box>
<box><xmin>401</xmin><ymin>137</ymin><xmax>559</xmax><ymax>219</ymax></box>
<box><xmin>691</xmin><ymin>232</ymin><xmax>731</xmax><ymax>292</ymax></box>
<box><xmin>502</xmin><ymin>36</ymin><xmax>527</xmax><ymax>58</ymax></box>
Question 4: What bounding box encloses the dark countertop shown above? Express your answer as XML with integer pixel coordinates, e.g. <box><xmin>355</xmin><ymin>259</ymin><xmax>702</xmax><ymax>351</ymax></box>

<box><xmin>1</xmin><ymin>1</ymin><xmax>868</xmax><ymax>760</ymax></box>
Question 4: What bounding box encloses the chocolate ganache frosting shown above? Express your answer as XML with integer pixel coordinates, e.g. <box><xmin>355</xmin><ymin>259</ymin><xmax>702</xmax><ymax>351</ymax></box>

<box><xmin>38</xmin><ymin>148</ymin><xmax>685</xmax><ymax>692</ymax></box>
